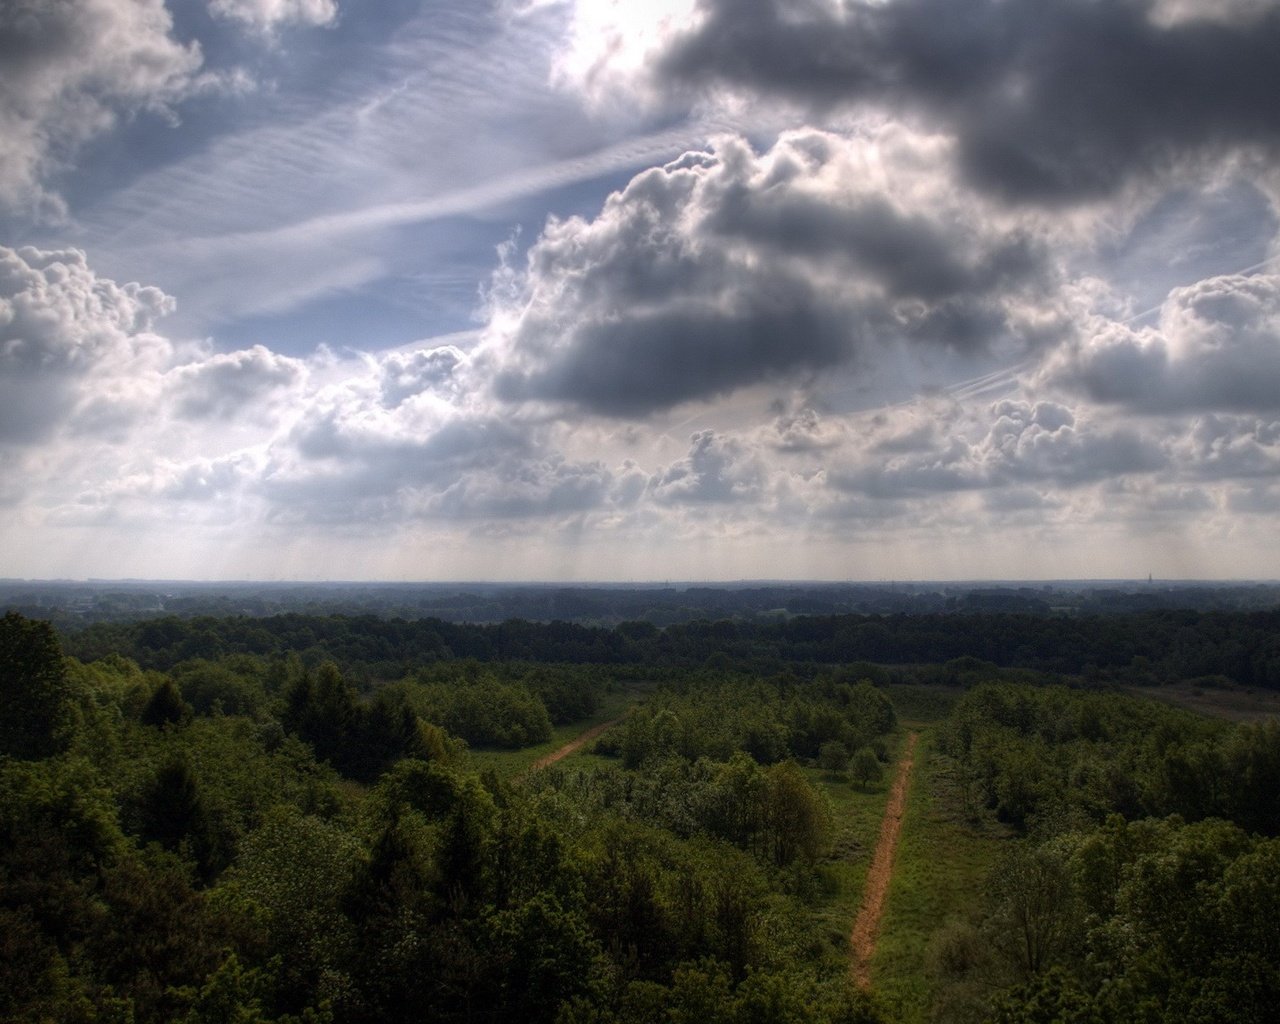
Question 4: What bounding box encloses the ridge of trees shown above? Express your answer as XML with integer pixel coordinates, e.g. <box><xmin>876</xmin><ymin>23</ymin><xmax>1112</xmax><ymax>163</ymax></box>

<box><xmin>57</xmin><ymin>607</ymin><xmax>1280</xmax><ymax>689</ymax></box>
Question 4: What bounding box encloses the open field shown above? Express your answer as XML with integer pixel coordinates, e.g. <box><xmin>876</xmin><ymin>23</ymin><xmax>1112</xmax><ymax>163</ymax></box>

<box><xmin>851</xmin><ymin>732</ymin><xmax>918</xmax><ymax>988</ymax></box>
<box><xmin>882</xmin><ymin>685</ymin><xmax>966</xmax><ymax>729</ymax></box>
<box><xmin>870</xmin><ymin>731</ymin><xmax>1012</xmax><ymax>1023</ymax></box>
<box><xmin>1127</xmin><ymin>680</ymin><xmax>1280</xmax><ymax>722</ymax></box>
<box><xmin>807</xmin><ymin>737</ymin><xmax>903</xmax><ymax>969</ymax></box>
<box><xmin>465</xmin><ymin>684</ymin><xmax>644</xmax><ymax>778</ymax></box>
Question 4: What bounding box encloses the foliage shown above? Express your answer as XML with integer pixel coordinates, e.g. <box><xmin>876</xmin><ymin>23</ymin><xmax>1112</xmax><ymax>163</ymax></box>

<box><xmin>0</xmin><ymin>611</ymin><xmax>75</xmax><ymax>759</ymax></box>
<box><xmin>852</xmin><ymin>747</ymin><xmax>884</xmax><ymax>790</ymax></box>
<box><xmin>6</xmin><ymin>608</ymin><xmax>1279</xmax><ymax>1023</ymax></box>
<box><xmin>600</xmin><ymin>675</ymin><xmax>895</xmax><ymax>769</ymax></box>
<box><xmin>937</xmin><ymin>682</ymin><xmax>1280</xmax><ymax>836</ymax></box>
<box><xmin>142</xmin><ymin>676</ymin><xmax>193</xmax><ymax>727</ymax></box>
<box><xmin>60</xmin><ymin>606</ymin><xmax>1280</xmax><ymax>690</ymax></box>
<box><xmin>931</xmin><ymin>681</ymin><xmax>1280</xmax><ymax>1022</ymax></box>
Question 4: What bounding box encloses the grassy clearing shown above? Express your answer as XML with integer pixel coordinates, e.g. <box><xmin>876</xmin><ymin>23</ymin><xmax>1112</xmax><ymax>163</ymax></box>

<box><xmin>805</xmin><ymin>731</ymin><xmax>908</xmax><ymax>973</ymax></box>
<box><xmin>1125</xmin><ymin>680</ymin><xmax>1280</xmax><ymax>722</ymax></box>
<box><xmin>465</xmin><ymin>683</ymin><xmax>644</xmax><ymax>779</ymax></box>
<box><xmin>883</xmin><ymin>684</ymin><xmax>964</xmax><ymax>728</ymax></box>
<box><xmin>870</xmin><ymin>730</ymin><xmax>1010</xmax><ymax>1024</ymax></box>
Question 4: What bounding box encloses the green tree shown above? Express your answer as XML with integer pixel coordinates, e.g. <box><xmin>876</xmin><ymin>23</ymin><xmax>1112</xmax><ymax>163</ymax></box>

<box><xmin>818</xmin><ymin>740</ymin><xmax>850</xmax><ymax>774</ymax></box>
<box><xmin>282</xmin><ymin>663</ymin><xmax>359</xmax><ymax>773</ymax></box>
<box><xmin>986</xmin><ymin>846</ymin><xmax>1081</xmax><ymax>981</ymax></box>
<box><xmin>233</xmin><ymin>806</ymin><xmax>360</xmax><ymax>1014</ymax></box>
<box><xmin>761</xmin><ymin>762</ymin><xmax>829</xmax><ymax>867</ymax></box>
<box><xmin>851</xmin><ymin>747</ymin><xmax>883</xmax><ymax>790</ymax></box>
<box><xmin>142</xmin><ymin>677</ymin><xmax>193</xmax><ymax>727</ymax></box>
<box><xmin>139</xmin><ymin>754</ymin><xmax>220</xmax><ymax>876</ymax></box>
<box><xmin>0</xmin><ymin>611</ymin><xmax>74</xmax><ymax>759</ymax></box>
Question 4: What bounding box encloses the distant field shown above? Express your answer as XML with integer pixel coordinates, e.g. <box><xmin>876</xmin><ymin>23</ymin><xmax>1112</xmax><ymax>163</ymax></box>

<box><xmin>1127</xmin><ymin>680</ymin><xmax>1280</xmax><ymax>721</ymax></box>
<box><xmin>883</xmin><ymin>684</ymin><xmax>964</xmax><ymax>728</ymax></box>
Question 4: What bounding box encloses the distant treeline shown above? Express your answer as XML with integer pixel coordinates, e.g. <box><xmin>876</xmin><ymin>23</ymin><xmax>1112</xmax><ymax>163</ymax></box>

<box><xmin>60</xmin><ymin>608</ymin><xmax>1280</xmax><ymax>688</ymax></box>
<box><xmin>8</xmin><ymin>579</ymin><xmax>1280</xmax><ymax>628</ymax></box>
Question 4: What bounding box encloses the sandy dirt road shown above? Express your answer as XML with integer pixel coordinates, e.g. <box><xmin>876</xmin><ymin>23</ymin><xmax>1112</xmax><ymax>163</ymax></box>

<box><xmin>850</xmin><ymin>731</ymin><xmax>919</xmax><ymax>989</ymax></box>
<box><xmin>528</xmin><ymin>718</ymin><xmax>621</xmax><ymax>772</ymax></box>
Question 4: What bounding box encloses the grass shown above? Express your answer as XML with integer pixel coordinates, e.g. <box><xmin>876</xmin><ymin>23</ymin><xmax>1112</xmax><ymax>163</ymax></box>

<box><xmin>1125</xmin><ymin>680</ymin><xmax>1280</xmax><ymax>722</ymax></box>
<box><xmin>467</xmin><ymin>678</ymin><xmax>1004</xmax><ymax>1023</ymax></box>
<box><xmin>464</xmin><ymin>683</ymin><xmax>644</xmax><ymax>780</ymax></box>
<box><xmin>870</xmin><ymin>730</ymin><xmax>1011</xmax><ymax>1024</ymax></box>
<box><xmin>883</xmin><ymin>684</ymin><xmax>965</xmax><ymax>729</ymax></box>
<box><xmin>804</xmin><ymin>730</ymin><xmax>909</xmax><ymax>974</ymax></box>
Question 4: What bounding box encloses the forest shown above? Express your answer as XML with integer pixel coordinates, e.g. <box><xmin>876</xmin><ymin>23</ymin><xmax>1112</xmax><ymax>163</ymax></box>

<box><xmin>2</xmin><ymin>606</ymin><xmax>1278</xmax><ymax>1023</ymax></box>
<box><xmin>7</xmin><ymin>579</ymin><xmax>1280</xmax><ymax>629</ymax></box>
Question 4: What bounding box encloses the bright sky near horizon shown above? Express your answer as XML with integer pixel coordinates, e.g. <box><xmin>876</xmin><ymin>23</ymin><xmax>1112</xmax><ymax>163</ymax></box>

<box><xmin>3</xmin><ymin>0</ymin><xmax>1280</xmax><ymax>582</ymax></box>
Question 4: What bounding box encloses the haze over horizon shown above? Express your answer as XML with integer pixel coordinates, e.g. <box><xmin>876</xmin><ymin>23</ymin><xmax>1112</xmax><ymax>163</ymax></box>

<box><xmin>4</xmin><ymin>0</ymin><xmax>1280</xmax><ymax>582</ymax></box>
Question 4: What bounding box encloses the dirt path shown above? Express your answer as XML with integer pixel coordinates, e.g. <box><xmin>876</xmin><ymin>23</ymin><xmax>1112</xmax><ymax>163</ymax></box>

<box><xmin>528</xmin><ymin>718</ymin><xmax>621</xmax><ymax>772</ymax></box>
<box><xmin>850</xmin><ymin>731</ymin><xmax>919</xmax><ymax>990</ymax></box>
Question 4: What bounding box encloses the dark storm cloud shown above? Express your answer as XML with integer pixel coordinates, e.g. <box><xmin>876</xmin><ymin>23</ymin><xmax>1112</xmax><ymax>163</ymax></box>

<box><xmin>489</xmin><ymin>130</ymin><xmax>1056</xmax><ymax>417</ymax></box>
<box><xmin>703</xmin><ymin>172</ymin><xmax>1045</xmax><ymax>302</ymax></box>
<box><xmin>494</xmin><ymin>282</ymin><xmax>852</xmax><ymax>416</ymax></box>
<box><xmin>658</xmin><ymin>0</ymin><xmax>1280</xmax><ymax>202</ymax></box>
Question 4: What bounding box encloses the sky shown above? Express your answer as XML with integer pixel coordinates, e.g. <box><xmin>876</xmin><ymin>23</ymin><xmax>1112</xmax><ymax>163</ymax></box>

<box><xmin>3</xmin><ymin>0</ymin><xmax>1280</xmax><ymax>582</ymax></box>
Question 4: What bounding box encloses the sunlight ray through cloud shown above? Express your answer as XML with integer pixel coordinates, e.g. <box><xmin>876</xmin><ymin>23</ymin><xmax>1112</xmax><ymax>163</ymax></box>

<box><xmin>2</xmin><ymin>0</ymin><xmax>1280</xmax><ymax>580</ymax></box>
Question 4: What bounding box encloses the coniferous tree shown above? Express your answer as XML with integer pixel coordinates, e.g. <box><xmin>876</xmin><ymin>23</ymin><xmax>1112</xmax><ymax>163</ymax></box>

<box><xmin>140</xmin><ymin>754</ymin><xmax>219</xmax><ymax>875</ymax></box>
<box><xmin>141</xmin><ymin>677</ymin><xmax>192</xmax><ymax>727</ymax></box>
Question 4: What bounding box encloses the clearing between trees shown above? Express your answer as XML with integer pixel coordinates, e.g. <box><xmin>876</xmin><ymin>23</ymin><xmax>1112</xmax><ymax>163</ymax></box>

<box><xmin>529</xmin><ymin>718</ymin><xmax>621</xmax><ymax>771</ymax></box>
<box><xmin>851</xmin><ymin>731</ymin><xmax>919</xmax><ymax>989</ymax></box>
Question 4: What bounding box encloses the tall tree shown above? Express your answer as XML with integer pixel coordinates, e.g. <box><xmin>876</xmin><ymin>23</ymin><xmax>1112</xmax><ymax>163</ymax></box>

<box><xmin>0</xmin><ymin>612</ymin><xmax>74</xmax><ymax>759</ymax></box>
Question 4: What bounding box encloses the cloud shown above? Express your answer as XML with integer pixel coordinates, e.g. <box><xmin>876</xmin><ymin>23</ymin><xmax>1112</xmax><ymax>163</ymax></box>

<box><xmin>1044</xmin><ymin>273</ymin><xmax>1280</xmax><ymax>413</ymax></box>
<box><xmin>648</xmin><ymin>430</ymin><xmax>765</xmax><ymax>504</ymax></box>
<box><xmin>167</xmin><ymin>344</ymin><xmax>307</xmax><ymax>421</ymax></box>
<box><xmin>826</xmin><ymin>398</ymin><xmax>1165</xmax><ymax>498</ymax></box>
<box><xmin>0</xmin><ymin>0</ymin><xmax>205</xmax><ymax>214</ymax></box>
<box><xmin>6</xmin><ymin>239</ymin><xmax>1278</xmax><ymax>577</ymax></box>
<box><xmin>577</xmin><ymin>0</ymin><xmax>1280</xmax><ymax>204</ymax></box>
<box><xmin>240</xmin><ymin>341</ymin><xmax>618</xmax><ymax>524</ymax></box>
<box><xmin>487</xmin><ymin>128</ymin><xmax>1056</xmax><ymax>416</ymax></box>
<box><xmin>769</xmin><ymin>407</ymin><xmax>845</xmax><ymax>452</ymax></box>
<box><xmin>418</xmin><ymin>455</ymin><xmax>614</xmax><ymax>519</ymax></box>
<box><xmin>379</xmin><ymin>346</ymin><xmax>470</xmax><ymax>409</ymax></box>
<box><xmin>0</xmin><ymin>245</ymin><xmax>174</xmax><ymax>444</ymax></box>
<box><xmin>210</xmin><ymin>0</ymin><xmax>338</xmax><ymax>31</ymax></box>
<box><xmin>261</xmin><ymin>406</ymin><xmax>616</xmax><ymax>524</ymax></box>
<box><xmin>1173</xmin><ymin>414</ymin><xmax>1280</xmax><ymax>480</ymax></box>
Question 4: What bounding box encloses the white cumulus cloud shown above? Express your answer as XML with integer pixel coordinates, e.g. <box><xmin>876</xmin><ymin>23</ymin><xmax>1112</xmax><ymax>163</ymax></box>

<box><xmin>210</xmin><ymin>0</ymin><xmax>338</xmax><ymax>32</ymax></box>
<box><xmin>0</xmin><ymin>0</ymin><xmax>205</xmax><ymax>215</ymax></box>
